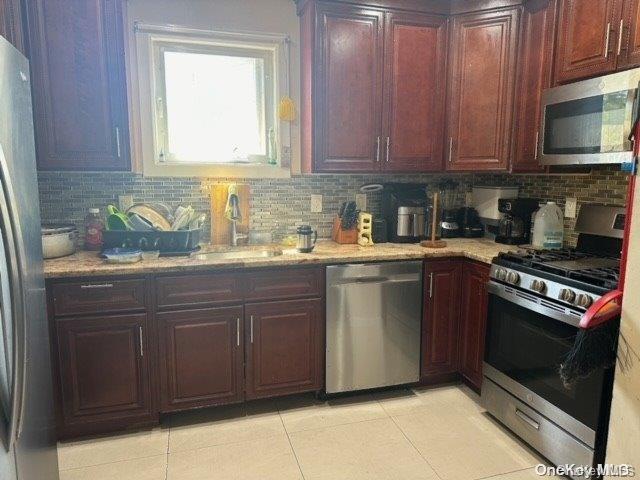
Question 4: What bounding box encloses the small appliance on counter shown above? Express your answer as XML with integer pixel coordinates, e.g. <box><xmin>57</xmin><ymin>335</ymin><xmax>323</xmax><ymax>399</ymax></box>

<box><xmin>471</xmin><ymin>186</ymin><xmax>519</xmax><ymax>238</ymax></box>
<box><xmin>439</xmin><ymin>180</ymin><xmax>460</xmax><ymax>238</ymax></box>
<box><xmin>372</xmin><ymin>217</ymin><xmax>388</xmax><ymax>243</ymax></box>
<box><xmin>382</xmin><ymin>184</ymin><xmax>431</xmax><ymax>243</ymax></box>
<box><xmin>457</xmin><ymin>207</ymin><xmax>484</xmax><ymax>238</ymax></box>
<box><xmin>296</xmin><ymin>225</ymin><xmax>317</xmax><ymax>253</ymax></box>
<box><xmin>495</xmin><ymin>198</ymin><xmax>540</xmax><ymax>245</ymax></box>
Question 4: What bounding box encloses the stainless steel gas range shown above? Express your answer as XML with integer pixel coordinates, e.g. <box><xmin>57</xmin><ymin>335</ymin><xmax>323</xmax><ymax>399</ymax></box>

<box><xmin>481</xmin><ymin>205</ymin><xmax>625</xmax><ymax>477</ymax></box>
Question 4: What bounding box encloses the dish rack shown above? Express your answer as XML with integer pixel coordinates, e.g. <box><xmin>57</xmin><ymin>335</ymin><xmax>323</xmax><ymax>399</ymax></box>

<box><xmin>102</xmin><ymin>229</ymin><xmax>201</xmax><ymax>256</ymax></box>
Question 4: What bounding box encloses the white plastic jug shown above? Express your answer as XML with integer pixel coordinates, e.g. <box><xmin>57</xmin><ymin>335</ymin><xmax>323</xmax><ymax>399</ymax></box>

<box><xmin>531</xmin><ymin>202</ymin><xmax>564</xmax><ymax>249</ymax></box>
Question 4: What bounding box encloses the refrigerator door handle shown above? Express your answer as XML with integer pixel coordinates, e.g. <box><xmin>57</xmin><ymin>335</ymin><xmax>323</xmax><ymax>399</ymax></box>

<box><xmin>0</xmin><ymin>147</ymin><xmax>27</xmax><ymax>453</ymax></box>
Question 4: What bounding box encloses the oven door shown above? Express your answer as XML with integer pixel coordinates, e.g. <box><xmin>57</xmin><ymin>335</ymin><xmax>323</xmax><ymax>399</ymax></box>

<box><xmin>484</xmin><ymin>281</ymin><xmax>611</xmax><ymax>448</ymax></box>
<box><xmin>539</xmin><ymin>68</ymin><xmax>640</xmax><ymax>166</ymax></box>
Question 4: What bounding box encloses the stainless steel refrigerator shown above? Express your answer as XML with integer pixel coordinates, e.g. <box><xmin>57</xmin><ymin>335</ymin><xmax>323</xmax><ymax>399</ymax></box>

<box><xmin>0</xmin><ymin>37</ymin><xmax>59</xmax><ymax>480</ymax></box>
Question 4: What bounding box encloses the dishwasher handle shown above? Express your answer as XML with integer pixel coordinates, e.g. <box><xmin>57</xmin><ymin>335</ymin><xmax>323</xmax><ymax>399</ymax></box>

<box><xmin>354</xmin><ymin>276</ymin><xmax>389</xmax><ymax>284</ymax></box>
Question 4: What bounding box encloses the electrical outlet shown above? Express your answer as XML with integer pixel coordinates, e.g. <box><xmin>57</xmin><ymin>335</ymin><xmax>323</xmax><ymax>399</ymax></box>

<box><xmin>311</xmin><ymin>194</ymin><xmax>323</xmax><ymax>213</ymax></box>
<box><xmin>355</xmin><ymin>193</ymin><xmax>367</xmax><ymax>211</ymax></box>
<box><xmin>565</xmin><ymin>197</ymin><xmax>577</xmax><ymax>218</ymax></box>
<box><xmin>119</xmin><ymin>194</ymin><xmax>134</xmax><ymax>212</ymax></box>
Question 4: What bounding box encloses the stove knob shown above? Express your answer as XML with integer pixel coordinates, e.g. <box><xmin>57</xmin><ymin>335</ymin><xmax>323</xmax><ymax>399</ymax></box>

<box><xmin>530</xmin><ymin>279</ymin><xmax>546</xmax><ymax>293</ymax></box>
<box><xmin>576</xmin><ymin>294</ymin><xmax>594</xmax><ymax>309</ymax></box>
<box><xmin>495</xmin><ymin>268</ymin><xmax>508</xmax><ymax>281</ymax></box>
<box><xmin>506</xmin><ymin>271</ymin><xmax>521</xmax><ymax>285</ymax></box>
<box><xmin>559</xmin><ymin>288</ymin><xmax>577</xmax><ymax>303</ymax></box>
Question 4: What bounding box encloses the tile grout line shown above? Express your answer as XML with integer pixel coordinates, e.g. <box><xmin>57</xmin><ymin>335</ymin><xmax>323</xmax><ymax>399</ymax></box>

<box><xmin>165</xmin><ymin>427</ymin><xmax>171</xmax><ymax>480</ymax></box>
<box><xmin>377</xmin><ymin>397</ymin><xmax>444</xmax><ymax>480</ymax></box>
<box><xmin>473</xmin><ymin>465</ymin><xmax>535</xmax><ymax>480</ymax></box>
<box><xmin>57</xmin><ymin>452</ymin><xmax>168</xmax><ymax>473</ymax></box>
<box><xmin>277</xmin><ymin>406</ymin><xmax>307</xmax><ymax>480</ymax></box>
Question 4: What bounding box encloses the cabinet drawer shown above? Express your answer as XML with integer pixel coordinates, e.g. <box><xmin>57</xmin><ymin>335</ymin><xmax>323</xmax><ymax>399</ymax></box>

<box><xmin>244</xmin><ymin>267</ymin><xmax>323</xmax><ymax>301</ymax></box>
<box><xmin>156</xmin><ymin>273</ymin><xmax>243</xmax><ymax>309</ymax></box>
<box><xmin>52</xmin><ymin>279</ymin><xmax>147</xmax><ymax>316</ymax></box>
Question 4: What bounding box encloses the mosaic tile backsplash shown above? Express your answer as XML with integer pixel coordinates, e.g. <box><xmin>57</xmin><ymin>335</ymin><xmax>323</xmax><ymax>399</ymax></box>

<box><xmin>37</xmin><ymin>166</ymin><xmax>629</xmax><ymax>247</ymax></box>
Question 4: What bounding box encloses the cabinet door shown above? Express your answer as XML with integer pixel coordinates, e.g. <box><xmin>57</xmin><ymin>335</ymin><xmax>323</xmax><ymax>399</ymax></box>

<box><xmin>620</xmin><ymin>0</ymin><xmax>640</xmax><ymax>69</ymax></box>
<box><xmin>26</xmin><ymin>0</ymin><xmax>130</xmax><ymax>170</ymax></box>
<box><xmin>554</xmin><ymin>0</ymin><xmax>620</xmax><ymax>84</ymax></box>
<box><xmin>0</xmin><ymin>0</ymin><xmax>25</xmax><ymax>53</ymax></box>
<box><xmin>55</xmin><ymin>313</ymin><xmax>151</xmax><ymax>427</ymax></box>
<box><xmin>422</xmin><ymin>260</ymin><xmax>462</xmax><ymax>378</ymax></box>
<box><xmin>446</xmin><ymin>8</ymin><xmax>519</xmax><ymax>171</ymax></box>
<box><xmin>245</xmin><ymin>299</ymin><xmax>322</xmax><ymax>399</ymax></box>
<box><xmin>157</xmin><ymin>306</ymin><xmax>244</xmax><ymax>411</ymax></box>
<box><xmin>382</xmin><ymin>12</ymin><xmax>448</xmax><ymax>172</ymax></box>
<box><xmin>459</xmin><ymin>262</ymin><xmax>490</xmax><ymax>391</ymax></box>
<box><xmin>512</xmin><ymin>0</ymin><xmax>556</xmax><ymax>173</ymax></box>
<box><xmin>315</xmin><ymin>4</ymin><xmax>384</xmax><ymax>172</ymax></box>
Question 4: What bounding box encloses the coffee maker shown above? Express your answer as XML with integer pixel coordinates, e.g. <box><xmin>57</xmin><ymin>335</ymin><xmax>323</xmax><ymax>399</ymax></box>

<box><xmin>382</xmin><ymin>184</ymin><xmax>431</xmax><ymax>243</ymax></box>
<box><xmin>496</xmin><ymin>198</ymin><xmax>540</xmax><ymax>245</ymax></box>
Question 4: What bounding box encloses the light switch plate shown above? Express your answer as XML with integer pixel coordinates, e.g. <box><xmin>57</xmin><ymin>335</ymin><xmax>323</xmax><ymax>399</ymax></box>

<box><xmin>311</xmin><ymin>194</ymin><xmax>323</xmax><ymax>213</ymax></box>
<box><xmin>355</xmin><ymin>193</ymin><xmax>367</xmax><ymax>211</ymax></box>
<box><xmin>565</xmin><ymin>197</ymin><xmax>577</xmax><ymax>218</ymax></box>
<box><xmin>119</xmin><ymin>195</ymin><xmax>134</xmax><ymax>212</ymax></box>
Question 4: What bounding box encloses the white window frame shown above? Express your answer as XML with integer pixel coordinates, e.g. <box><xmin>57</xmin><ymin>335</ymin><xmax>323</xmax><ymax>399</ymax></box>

<box><xmin>134</xmin><ymin>23</ymin><xmax>292</xmax><ymax>177</ymax></box>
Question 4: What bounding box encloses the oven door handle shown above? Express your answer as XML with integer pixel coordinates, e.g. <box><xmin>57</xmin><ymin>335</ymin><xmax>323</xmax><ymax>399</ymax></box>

<box><xmin>487</xmin><ymin>281</ymin><xmax>582</xmax><ymax>328</ymax></box>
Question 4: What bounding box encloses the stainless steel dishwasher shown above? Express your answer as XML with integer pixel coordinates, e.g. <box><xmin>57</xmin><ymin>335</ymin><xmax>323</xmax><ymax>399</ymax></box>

<box><xmin>326</xmin><ymin>261</ymin><xmax>423</xmax><ymax>394</ymax></box>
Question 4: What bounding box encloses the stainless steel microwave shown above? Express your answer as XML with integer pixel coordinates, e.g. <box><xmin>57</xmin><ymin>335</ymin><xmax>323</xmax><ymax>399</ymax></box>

<box><xmin>539</xmin><ymin>68</ymin><xmax>640</xmax><ymax>166</ymax></box>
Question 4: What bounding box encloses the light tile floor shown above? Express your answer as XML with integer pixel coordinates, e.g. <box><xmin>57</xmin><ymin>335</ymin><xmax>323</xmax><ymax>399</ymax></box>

<box><xmin>57</xmin><ymin>384</ymin><xmax>562</xmax><ymax>480</ymax></box>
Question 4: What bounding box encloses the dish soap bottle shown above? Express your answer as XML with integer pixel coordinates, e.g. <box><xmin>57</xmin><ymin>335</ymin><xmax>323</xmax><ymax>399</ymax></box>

<box><xmin>532</xmin><ymin>202</ymin><xmax>563</xmax><ymax>249</ymax></box>
<box><xmin>84</xmin><ymin>208</ymin><xmax>105</xmax><ymax>251</ymax></box>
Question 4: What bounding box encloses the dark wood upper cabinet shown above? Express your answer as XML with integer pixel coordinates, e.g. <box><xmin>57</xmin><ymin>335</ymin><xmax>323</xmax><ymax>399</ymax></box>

<box><xmin>245</xmin><ymin>299</ymin><xmax>323</xmax><ymax>400</ymax></box>
<box><xmin>512</xmin><ymin>0</ymin><xmax>557</xmax><ymax>173</ymax></box>
<box><xmin>0</xmin><ymin>0</ymin><xmax>25</xmax><ymax>54</ymax></box>
<box><xmin>446</xmin><ymin>8</ymin><xmax>520</xmax><ymax>171</ymax></box>
<box><xmin>554</xmin><ymin>0</ymin><xmax>620</xmax><ymax>84</ymax></box>
<box><xmin>54</xmin><ymin>313</ymin><xmax>152</xmax><ymax>435</ymax></box>
<box><xmin>25</xmin><ymin>0</ymin><xmax>130</xmax><ymax>171</ymax></box>
<box><xmin>422</xmin><ymin>260</ymin><xmax>462</xmax><ymax>378</ymax></box>
<box><xmin>382</xmin><ymin>12</ymin><xmax>448</xmax><ymax>172</ymax></box>
<box><xmin>459</xmin><ymin>262</ymin><xmax>490</xmax><ymax>391</ymax></box>
<box><xmin>157</xmin><ymin>307</ymin><xmax>244</xmax><ymax>412</ymax></box>
<box><xmin>620</xmin><ymin>0</ymin><xmax>640</xmax><ymax>69</ymax></box>
<box><xmin>312</xmin><ymin>3</ymin><xmax>384</xmax><ymax>172</ymax></box>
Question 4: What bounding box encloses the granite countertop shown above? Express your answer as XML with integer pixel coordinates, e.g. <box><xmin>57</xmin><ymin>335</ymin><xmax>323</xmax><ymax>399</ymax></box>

<box><xmin>43</xmin><ymin>239</ymin><xmax>521</xmax><ymax>279</ymax></box>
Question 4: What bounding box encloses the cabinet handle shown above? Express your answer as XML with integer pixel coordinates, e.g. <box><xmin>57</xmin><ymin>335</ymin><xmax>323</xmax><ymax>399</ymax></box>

<box><xmin>250</xmin><ymin>315</ymin><xmax>254</xmax><ymax>343</ymax></box>
<box><xmin>115</xmin><ymin>127</ymin><xmax>122</xmax><ymax>158</ymax></box>
<box><xmin>80</xmin><ymin>283</ymin><xmax>113</xmax><ymax>290</ymax></box>
<box><xmin>605</xmin><ymin>22</ymin><xmax>611</xmax><ymax>58</ymax></box>
<box><xmin>376</xmin><ymin>136</ymin><xmax>381</xmax><ymax>163</ymax></box>
<box><xmin>618</xmin><ymin>19</ymin><xmax>625</xmax><ymax>56</ymax></box>
<box><xmin>236</xmin><ymin>318</ymin><xmax>240</xmax><ymax>347</ymax></box>
<box><xmin>534</xmin><ymin>131</ymin><xmax>539</xmax><ymax>160</ymax></box>
<box><xmin>515</xmin><ymin>409</ymin><xmax>540</xmax><ymax>430</ymax></box>
<box><xmin>448</xmin><ymin>137</ymin><xmax>453</xmax><ymax>163</ymax></box>
<box><xmin>385</xmin><ymin>137</ymin><xmax>390</xmax><ymax>163</ymax></box>
<box><xmin>429</xmin><ymin>272</ymin><xmax>434</xmax><ymax>299</ymax></box>
<box><xmin>138</xmin><ymin>327</ymin><xmax>144</xmax><ymax>357</ymax></box>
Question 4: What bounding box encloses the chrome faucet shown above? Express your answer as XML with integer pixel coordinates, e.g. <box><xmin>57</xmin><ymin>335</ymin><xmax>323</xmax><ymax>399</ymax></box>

<box><xmin>228</xmin><ymin>194</ymin><xmax>248</xmax><ymax>247</ymax></box>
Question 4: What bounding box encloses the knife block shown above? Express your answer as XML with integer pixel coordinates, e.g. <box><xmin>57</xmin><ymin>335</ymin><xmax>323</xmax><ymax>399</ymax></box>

<box><xmin>331</xmin><ymin>217</ymin><xmax>358</xmax><ymax>244</ymax></box>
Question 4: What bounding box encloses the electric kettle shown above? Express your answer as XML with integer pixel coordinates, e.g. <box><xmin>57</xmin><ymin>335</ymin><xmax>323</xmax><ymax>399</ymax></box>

<box><xmin>296</xmin><ymin>225</ymin><xmax>317</xmax><ymax>253</ymax></box>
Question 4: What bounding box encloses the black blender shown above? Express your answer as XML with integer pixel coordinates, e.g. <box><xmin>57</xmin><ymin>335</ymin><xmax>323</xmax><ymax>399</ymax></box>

<box><xmin>439</xmin><ymin>180</ymin><xmax>460</xmax><ymax>238</ymax></box>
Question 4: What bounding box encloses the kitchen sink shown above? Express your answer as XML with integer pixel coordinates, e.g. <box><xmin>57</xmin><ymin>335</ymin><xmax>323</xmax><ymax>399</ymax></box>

<box><xmin>191</xmin><ymin>248</ymin><xmax>284</xmax><ymax>261</ymax></box>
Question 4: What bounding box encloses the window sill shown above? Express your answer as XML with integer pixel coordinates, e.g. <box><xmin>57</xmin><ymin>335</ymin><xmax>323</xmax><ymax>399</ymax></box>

<box><xmin>142</xmin><ymin>162</ymin><xmax>291</xmax><ymax>179</ymax></box>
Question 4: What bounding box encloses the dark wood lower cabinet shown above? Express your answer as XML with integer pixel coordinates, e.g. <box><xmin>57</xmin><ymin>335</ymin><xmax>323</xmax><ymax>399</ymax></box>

<box><xmin>422</xmin><ymin>260</ymin><xmax>462</xmax><ymax>380</ymax></box>
<box><xmin>459</xmin><ymin>262</ymin><xmax>491</xmax><ymax>391</ymax></box>
<box><xmin>245</xmin><ymin>299</ymin><xmax>323</xmax><ymax>399</ymax></box>
<box><xmin>54</xmin><ymin>313</ymin><xmax>154</xmax><ymax>438</ymax></box>
<box><xmin>158</xmin><ymin>306</ymin><xmax>244</xmax><ymax>412</ymax></box>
